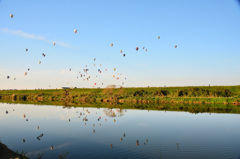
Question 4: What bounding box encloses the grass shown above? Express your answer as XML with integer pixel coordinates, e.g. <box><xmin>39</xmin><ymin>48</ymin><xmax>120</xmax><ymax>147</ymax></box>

<box><xmin>0</xmin><ymin>141</ymin><xmax>29</xmax><ymax>159</ymax></box>
<box><xmin>0</xmin><ymin>85</ymin><xmax>240</xmax><ymax>105</ymax></box>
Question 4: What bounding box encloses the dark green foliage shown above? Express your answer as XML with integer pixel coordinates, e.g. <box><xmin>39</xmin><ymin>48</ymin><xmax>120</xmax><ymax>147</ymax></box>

<box><xmin>0</xmin><ymin>86</ymin><xmax>239</xmax><ymax>105</ymax></box>
<box><xmin>154</xmin><ymin>90</ymin><xmax>170</xmax><ymax>96</ymax></box>
<box><xmin>178</xmin><ymin>90</ymin><xmax>188</xmax><ymax>97</ymax></box>
<box><xmin>222</xmin><ymin>89</ymin><xmax>232</xmax><ymax>97</ymax></box>
<box><xmin>133</xmin><ymin>90</ymin><xmax>148</xmax><ymax>96</ymax></box>
<box><xmin>22</xmin><ymin>95</ymin><xmax>27</xmax><ymax>101</ymax></box>
<box><xmin>176</xmin><ymin>88</ymin><xmax>233</xmax><ymax>97</ymax></box>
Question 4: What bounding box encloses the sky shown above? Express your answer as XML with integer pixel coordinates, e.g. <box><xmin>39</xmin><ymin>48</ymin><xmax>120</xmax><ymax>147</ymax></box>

<box><xmin>0</xmin><ymin>0</ymin><xmax>240</xmax><ymax>89</ymax></box>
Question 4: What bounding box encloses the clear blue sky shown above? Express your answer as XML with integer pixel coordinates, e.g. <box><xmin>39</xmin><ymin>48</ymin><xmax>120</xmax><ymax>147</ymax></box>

<box><xmin>0</xmin><ymin>0</ymin><xmax>240</xmax><ymax>89</ymax></box>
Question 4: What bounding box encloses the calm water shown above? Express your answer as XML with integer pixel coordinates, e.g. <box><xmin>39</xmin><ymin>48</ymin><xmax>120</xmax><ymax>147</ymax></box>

<box><xmin>0</xmin><ymin>103</ymin><xmax>240</xmax><ymax>159</ymax></box>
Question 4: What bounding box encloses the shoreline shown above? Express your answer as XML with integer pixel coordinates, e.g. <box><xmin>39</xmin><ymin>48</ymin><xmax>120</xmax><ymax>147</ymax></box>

<box><xmin>0</xmin><ymin>86</ymin><xmax>240</xmax><ymax>106</ymax></box>
<box><xmin>1</xmin><ymin>100</ymin><xmax>240</xmax><ymax>114</ymax></box>
<box><xmin>0</xmin><ymin>142</ymin><xmax>28</xmax><ymax>159</ymax></box>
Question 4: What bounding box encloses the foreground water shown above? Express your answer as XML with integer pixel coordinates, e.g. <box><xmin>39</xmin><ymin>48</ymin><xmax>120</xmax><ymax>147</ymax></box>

<box><xmin>0</xmin><ymin>103</ymin><xmax>240</xmax><ymax>159</ymax></box>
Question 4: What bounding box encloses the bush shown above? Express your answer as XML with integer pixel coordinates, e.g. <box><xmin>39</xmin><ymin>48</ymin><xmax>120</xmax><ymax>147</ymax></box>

<box><xmin>153</xmin><ymin>90</ymin><xmax>169</xmax><ymax>96</ymax></box>
<box><xmin>223</xmin><ymin>89</ymin><xmax>232</xmax><ymax>97</ymax></box>
<box><xmin>178</xmin><ymin>90</ymin><xmax>188</xmax><ymax>97</ymax></box>
<box><xmin>133</xmin><ymin>90</ymin><xmax>148</xmax><ymax>96</ymax></box>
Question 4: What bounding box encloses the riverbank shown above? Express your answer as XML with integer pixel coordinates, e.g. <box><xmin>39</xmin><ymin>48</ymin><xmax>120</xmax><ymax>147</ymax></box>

<box><xmin>0</xmin><ymin>142</ymin><xmax>28</xmax><ymax>159</ymax></box>
<box><xmin>0</xmin><ymin>86</ymin><xmax>240</xmax><ymax>105</ymax></box>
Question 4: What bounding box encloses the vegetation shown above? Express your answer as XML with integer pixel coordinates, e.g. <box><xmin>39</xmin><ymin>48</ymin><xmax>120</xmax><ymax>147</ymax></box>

<box><xmin>0</xmin><ymin>98</ymin><xmax>240</xmax><ymax>114</ymax></box>
<box><xmin>0</xmin><ymin>85</ymin><xmax>240</xmax><ymax>105</ymax></box>
<box><xmin>0</xmin><ymin>142</ymin><xmax>29</xmax><ymax>159</ymax></box>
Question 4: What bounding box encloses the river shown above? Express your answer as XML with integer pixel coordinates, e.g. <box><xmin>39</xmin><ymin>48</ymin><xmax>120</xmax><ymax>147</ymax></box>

<box><xmin>0</xmin><ymin>103</ymin><xmax>240</xmax><ymax>159</ymax></box>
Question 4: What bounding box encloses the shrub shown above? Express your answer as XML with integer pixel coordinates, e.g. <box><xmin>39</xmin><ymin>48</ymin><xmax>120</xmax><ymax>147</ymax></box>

<box><xmin>133</xmin><ymin>90</ymin><xmax>148</xmax><ymax>96</ymax></box>
<box><xmin>153</xmin><ymin>90</ymin><xmax>169</xmax><ymax>96</ymax></box>
<box><xmin>223</xmin><ymin>89</ymin><xmax>232</xmax><ymax>97</ymax></box>
<box><xmin>178</xmin><ymin>90</ymin><xmax>188</xmax><ymax>97</ymax></box>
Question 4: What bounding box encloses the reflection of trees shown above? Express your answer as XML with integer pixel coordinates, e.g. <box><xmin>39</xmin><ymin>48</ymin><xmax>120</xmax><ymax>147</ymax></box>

<box><xmin>176</xmin><ymin>142</ymin><xmax>179</xmax><ymax>151</ymax></box>
<box><xmin>103</xmin><ymin>108</ymin><xmax>126</xmax><ymax>117</ymax></box>
<box><xmin>63</xmin><ymin>102</ymin><xmax>72</xmax><ymax>109</ymax></box>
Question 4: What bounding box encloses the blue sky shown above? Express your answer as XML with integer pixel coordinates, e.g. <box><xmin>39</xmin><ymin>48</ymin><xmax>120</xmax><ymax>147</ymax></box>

<box><xmin>0</xmin><ymin>0</ymin><xmax>240</xmax><ymax>89</ymax></box>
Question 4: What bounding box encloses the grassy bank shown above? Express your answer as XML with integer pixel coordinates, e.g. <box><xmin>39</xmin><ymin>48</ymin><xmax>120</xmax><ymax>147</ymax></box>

<box><xmin>0</xmin><ymin>86</ymin><xmax>240</xmax><ymax>105</ymax></box>
<box><xmin>0</xmin><ymin>142</ymin><xmax>28</xmax><ymax>159</ymax></box>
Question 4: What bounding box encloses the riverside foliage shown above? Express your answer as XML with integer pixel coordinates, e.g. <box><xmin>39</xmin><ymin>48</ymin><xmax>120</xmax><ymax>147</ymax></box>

<box><xmin>0</xmin><ymin>86</ymin><xmax>240</xmax><ymax>105</ymax></box>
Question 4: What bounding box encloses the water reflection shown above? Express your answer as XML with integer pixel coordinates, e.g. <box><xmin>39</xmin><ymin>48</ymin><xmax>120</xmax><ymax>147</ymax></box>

<box><xmin>176</xmin><ymin>142</ymin><xmax>179</xmax><ymax>151</ymax></box>
<box><xmin>0</xmin><ymin>103</ymin><xmax>240</xmax><ymax>159</ymax></box>
<box><xmin>1</xmin><ymin>98</ymin><xmax>240</xmax><ymax>114</ymax></box>
<box><xmin>103</xmin><ymin>108</ymin><xmax>126</xmax><ymax>117</ymax></box>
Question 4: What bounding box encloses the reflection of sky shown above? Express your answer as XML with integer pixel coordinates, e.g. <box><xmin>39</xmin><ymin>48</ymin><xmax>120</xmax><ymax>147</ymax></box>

<box><xmin>0</xmin><ymin>103</ymin><xmax>240</xmax><ymax>159</ymax></box>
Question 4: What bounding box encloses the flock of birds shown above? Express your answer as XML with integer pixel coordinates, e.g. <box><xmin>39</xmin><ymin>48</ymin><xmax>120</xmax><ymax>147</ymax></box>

<box><xmin>5</xmin><ymin>13</ymin><xmax>178</xmax><ymax>89</ymax></box>
<box><xmin>5</xmin><ymin>107</ymin><xmax>149</xmax><ymax>151</ymax></box>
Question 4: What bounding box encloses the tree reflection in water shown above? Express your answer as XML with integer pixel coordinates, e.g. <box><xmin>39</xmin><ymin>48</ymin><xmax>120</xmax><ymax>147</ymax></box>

<box><xmin>103</xmin><ymin>108</ymin><xmax>126</xmax><ymax>117</ymax></box>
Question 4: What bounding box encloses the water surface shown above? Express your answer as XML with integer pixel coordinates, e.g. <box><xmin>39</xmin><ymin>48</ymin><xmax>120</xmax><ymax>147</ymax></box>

<box><xmin>0</xmin><ymin>103</ymin><xmax>240</xmax><ymax>159</ymax></box>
